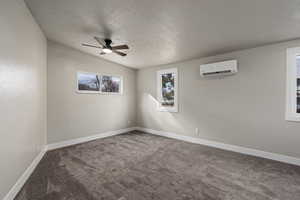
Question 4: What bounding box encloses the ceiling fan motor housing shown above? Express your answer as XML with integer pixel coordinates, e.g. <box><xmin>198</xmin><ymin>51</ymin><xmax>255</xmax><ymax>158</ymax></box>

<box><xmin>82</xmin><ymin>37</ymin><xmax>128</xmax><ymax>56</ymax></box>
<box><xmin>104</xmin><ymin>39</ymin><xmax>112</xmax><ymax>48</ymax></box>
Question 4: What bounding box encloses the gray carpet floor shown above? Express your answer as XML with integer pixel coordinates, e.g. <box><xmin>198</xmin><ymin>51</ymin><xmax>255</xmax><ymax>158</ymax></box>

<box><xmin>15</xmin><ymin>131</ymin><xmax>300</xmax><ymax>200</ymax></box>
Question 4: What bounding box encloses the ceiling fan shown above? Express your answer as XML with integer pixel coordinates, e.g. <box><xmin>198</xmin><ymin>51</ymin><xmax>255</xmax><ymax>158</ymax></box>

<box><xmin>82</xmin><ymin>37</ymin><xmax>129</xmax><ymax>57</ymax></box>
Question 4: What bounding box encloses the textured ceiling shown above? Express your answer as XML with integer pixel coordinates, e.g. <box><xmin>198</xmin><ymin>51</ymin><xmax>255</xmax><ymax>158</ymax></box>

<box><xmin>25</xmin><ymin>0</ymin><xmax>300</xmax><ymax>69</ymax></box>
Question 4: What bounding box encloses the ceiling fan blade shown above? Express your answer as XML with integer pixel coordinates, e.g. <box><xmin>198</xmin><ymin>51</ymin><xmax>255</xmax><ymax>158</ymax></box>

<box><xmin>113</xmin><ymin>50</ymin><xmax>127</xmax><ymax>57</ymax></box>
<box><xmin>94</xmin><ymin>37</ymin><xmax>106</xmax><ymax>47</ymax></box>
<box><xmin>82</xmin><ymin>43</ymin><xmax>101</xmax><ymax>48</ymax></box>
<box><xmin>111</xmin><ymin>45</ymin><xmax>129</xmax><ymax>50</ymax></box>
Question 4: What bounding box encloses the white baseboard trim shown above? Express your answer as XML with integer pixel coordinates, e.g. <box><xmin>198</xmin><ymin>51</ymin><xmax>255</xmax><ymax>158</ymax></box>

<box><xmin>3</xmin><ymin>147</ymin><xmax>47</xmax><ymax>200</ymax></box>
<box><xmin>4</xmin><ymin>127</ymin><xmax>138</xmax><ymax>200</ymax></box>
<box><xmin>136</xmin><ymin>127</ymin><xmax>300</xmax><ymax>166</ymax></box>
<box><xmin>5</xmin><ymin>126</ymin><xmax>300</xmax><ymax>200</ymax></box>
<box><xmin>47</xmin><ymin>127</ymin><xmax>138</xmax><ymax>151</ymax></box>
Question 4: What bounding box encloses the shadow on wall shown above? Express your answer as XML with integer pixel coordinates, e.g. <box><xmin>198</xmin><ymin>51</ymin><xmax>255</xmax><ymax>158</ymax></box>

<box><xmin>139</xmin><ymin>92</ymin><xmax>232</xmax><ymax>138</ymax></box>
<box><xmin>140</xmin><ymin>93</ymin><xmax>186</xmax><ymax>133</ymax></box>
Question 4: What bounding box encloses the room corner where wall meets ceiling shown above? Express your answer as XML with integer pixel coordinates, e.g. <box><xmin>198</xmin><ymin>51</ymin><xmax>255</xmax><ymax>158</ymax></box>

<box><xmin>0</xmin><ymin>0</ymin><xmax>47</xmax><ymax>199</ymax></box>
<box><xmin>137</xmin><ymin>39</ymin><xmax>300</xmax><ymax>159</ymax></box>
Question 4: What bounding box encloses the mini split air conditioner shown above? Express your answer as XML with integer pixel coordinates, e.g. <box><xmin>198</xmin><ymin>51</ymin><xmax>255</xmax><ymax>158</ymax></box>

<box><xmin>200</xmin><ymin>60</ymin><xmax>238</xmax><ymax>77</ymax></box>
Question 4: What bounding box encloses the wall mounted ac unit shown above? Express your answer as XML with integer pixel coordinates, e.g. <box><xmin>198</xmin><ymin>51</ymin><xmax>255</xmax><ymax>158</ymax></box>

<box><xmin>200</xmin><ymin>60</ymin><xmax>238</xmax><ymax>77</ymax></box>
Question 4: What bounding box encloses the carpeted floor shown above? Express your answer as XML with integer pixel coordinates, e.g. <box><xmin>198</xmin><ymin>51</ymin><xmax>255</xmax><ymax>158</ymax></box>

<box><xmin>15</xmin><ymin>131</ymin><xmax>300</xmax><ymax>200</ymax></box>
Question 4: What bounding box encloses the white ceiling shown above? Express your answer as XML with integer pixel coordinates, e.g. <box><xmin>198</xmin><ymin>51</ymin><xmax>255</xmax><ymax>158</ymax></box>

<box><xmin>25</xmin><ymin>0</ymin><xmax>300</xmax><ymax>69</ymax></box>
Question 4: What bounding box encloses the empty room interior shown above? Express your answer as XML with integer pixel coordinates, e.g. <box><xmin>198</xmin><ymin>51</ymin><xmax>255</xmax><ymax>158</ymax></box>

<box><xmin>2</xmin><ymin>0</ymin><xmax>300</xmax><ymax>199</ymax></box>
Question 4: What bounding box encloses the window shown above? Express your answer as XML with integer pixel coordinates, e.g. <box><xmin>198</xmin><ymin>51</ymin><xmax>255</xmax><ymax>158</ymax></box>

<box><xmin>297</xmin><ymin>57</ymin><xmax>300</xmax><ymax>114</ymax></box>
<box><xmin>100</xmin><ymin>75</ymin><xmax>122</xmax><ymax>94</ymax></box>
<box><xmin>77</xmin><ymin>72</ymin><xmax>100</xmax><ymax>93</ymax></box>
<box><xmin>77</xmin><ymin>72</ymin><xmax>123</xmax><ymax>94</ymax></box>
<box><xmin>157</xmin><ymin>68</ymin><xmax>178</xmax><ymax>112</ymax></box>
<box><xmin>286</xmin><ymin>47</ymin><xmax>300</xmax><ymax>121</ymax></box>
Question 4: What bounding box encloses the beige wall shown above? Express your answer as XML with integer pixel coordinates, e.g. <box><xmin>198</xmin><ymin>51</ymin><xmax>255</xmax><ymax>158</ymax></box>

<box><xmin>2</xmin><ymin>2</ymin><xmax>300</xmax><ymax>197</ymax></box>
<box><xmin>47</xmin><ymin>41</ymin><xmax>137</xmax><ymax>144</ymax></box>
<box><xmin>137</xmin><ymin>39</ymin><xmax>300</xmax><ymax>158</ymax></box>
<box><xmin>0</xmin><ymin>0</ymin><xmax>47</xmax><ymax>198</ymax></box>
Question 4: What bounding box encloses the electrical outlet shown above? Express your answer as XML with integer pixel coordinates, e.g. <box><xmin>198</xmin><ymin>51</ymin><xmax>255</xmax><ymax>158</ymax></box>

<box><xmin>195</xmin><ymin>128</ymin><xmax>199</xmax><ymax>135</ymax></box>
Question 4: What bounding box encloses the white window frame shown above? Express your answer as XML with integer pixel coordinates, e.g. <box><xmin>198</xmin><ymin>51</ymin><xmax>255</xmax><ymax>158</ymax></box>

<box><xmin>76</xmin><ymin>71</ymin><xmax>101</xmax><ymax>94</ymax></box>
<box><xmin>286</xmin><ymin>47</ymin><xmax>300</xmax><ymax>121</ymax></box>
<box><xmin>99</xmin><ymin>74</ymin><xmax>123</xmax><ymax>95</ymax></box>
<box><xmin>76</xmin><ymin>71</ymin><xmax>123</xmax><ymax>95</ymax></box>
<box><xmin>157</xmin><ymin>68</ymin><xmax>178</xmax><ymax>112</ymax></box>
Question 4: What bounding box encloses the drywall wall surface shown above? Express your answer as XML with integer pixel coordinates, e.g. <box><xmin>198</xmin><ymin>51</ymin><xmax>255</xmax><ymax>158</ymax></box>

<box><xmin>137</xmin><ymin>39</ymin><xmax>300</xmax><ymax>158</ymax></box>
<box><xmin>47</xmin><ymin>41</ymin><xmax>137</xmax><ymax>143</ymax></box>
<box><xmin>0</xmin><ymin>0</ymin><xmax>47</xmax><ymax>198</ymax></box>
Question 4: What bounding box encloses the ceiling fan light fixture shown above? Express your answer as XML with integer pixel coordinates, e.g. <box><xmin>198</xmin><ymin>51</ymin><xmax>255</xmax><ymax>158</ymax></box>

<box><xmin>83</xmin><ymin>37</ymin><xmax>128</xmax><ymax>56</ymax></box>
<box><xmin>102</xmin><ymin>48</ymin><xmax>112</xmax><ymax>54</ymax></box>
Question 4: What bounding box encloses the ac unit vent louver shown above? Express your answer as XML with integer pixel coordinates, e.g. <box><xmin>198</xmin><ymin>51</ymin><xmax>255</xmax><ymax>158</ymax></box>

<box><xmin>200</xmin><ymin>60</ymin><xmax>238</xmax><ymax>77</ymax></box>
